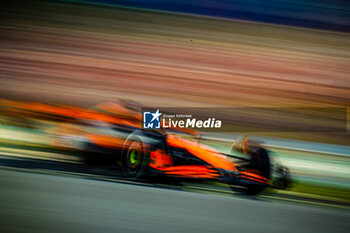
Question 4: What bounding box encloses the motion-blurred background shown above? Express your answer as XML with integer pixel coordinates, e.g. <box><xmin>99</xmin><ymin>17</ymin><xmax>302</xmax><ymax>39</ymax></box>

<box><xmin>0</xmin><ymin>1</ymin><xmax>349</xmax><ymax>232</ymax></box>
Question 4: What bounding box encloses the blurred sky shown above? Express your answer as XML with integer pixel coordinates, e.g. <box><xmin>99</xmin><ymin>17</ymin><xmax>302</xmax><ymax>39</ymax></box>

<box><xmin>66</xmin><ymin>0</ymin><xmax>350</xmax><ymax>32</ymax></box>
<box><xmin>1</xmin><ymin>0</ymin><xmax>349</xmax><ymax>109</ymax></box>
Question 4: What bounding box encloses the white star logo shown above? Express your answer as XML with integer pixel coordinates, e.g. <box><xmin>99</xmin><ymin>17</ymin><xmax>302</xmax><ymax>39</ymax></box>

<box><xmin>151</xmin><ymin>109</ymin><xmax>161</xmax><ymax>122</ymax></box>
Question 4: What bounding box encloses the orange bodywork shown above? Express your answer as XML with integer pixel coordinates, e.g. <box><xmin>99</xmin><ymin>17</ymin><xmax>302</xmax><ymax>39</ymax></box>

<box><xmin>166</xmin><ymin>134</ymin><xmax>238</xmax><ymax>173</ymax></box>
<box><xmin>1</xmin><ymin>100</ymin><xmax>82</xmax><ymax>118</ymax></box>
<box><xmin>0</xmin><ymin>99</ymin><xmax>141</xmax><ymax>128</ymax></box>
<box><xmin>239</xmin><ymin>170</ymin><xmax>270</xmax><ymax>184</ymax></box>
<box><xmin>150</xmin><ymin>149</ymin><xmax>173</xmax><ymax>168</ymax></box>
<box><xmin>149</xmin><ymin>148</ymin><xmax>221</xmax><ymax>179</ymax></box>
<box><xmin>85</xmin><ymin>134</ymin><xmax>125</xmax><ymax>149</ymax></box>
<box><xmin>163</xmin><ymin>165</ymin><xmax>220</xmax><ymax>179</ymax></box>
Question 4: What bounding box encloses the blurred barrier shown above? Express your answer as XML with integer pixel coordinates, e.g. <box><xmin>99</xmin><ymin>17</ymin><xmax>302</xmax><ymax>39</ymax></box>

<box><xmin>204</xmin><ymin>133</ymin><xmax>350</xmax><ymax>157</ymax></box>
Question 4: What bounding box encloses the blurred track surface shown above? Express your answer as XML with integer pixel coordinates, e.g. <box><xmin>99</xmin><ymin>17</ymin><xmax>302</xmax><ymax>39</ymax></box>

<box><xmin>0</xmin><ymin>168</ymin><xmax>349</xmax><ymax>233</ymax></box>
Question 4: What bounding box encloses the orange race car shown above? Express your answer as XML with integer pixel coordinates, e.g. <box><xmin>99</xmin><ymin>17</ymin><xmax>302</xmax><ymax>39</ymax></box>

<box><xmin>0</xmin><ymin>100</ymin><xmax>291</xmax><ymax>194</ymax></box>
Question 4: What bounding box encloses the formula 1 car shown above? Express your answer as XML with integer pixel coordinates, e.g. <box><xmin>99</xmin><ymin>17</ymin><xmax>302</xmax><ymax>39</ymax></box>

<box><xmin>111</xmin><ymin>130</ymin><xmax>274</xmax><ymax>194</ymax></box>
<box><xmin>0</xmin><ymin>100</ymin><xmax>291</xmax><ymax>194</ymax></box>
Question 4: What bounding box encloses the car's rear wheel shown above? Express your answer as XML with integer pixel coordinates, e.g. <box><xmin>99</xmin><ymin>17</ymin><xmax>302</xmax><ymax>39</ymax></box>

<box><xmin>121</xmin><ymin>135</ymin><xmax>149</xmax><ymax>180</ymax></box>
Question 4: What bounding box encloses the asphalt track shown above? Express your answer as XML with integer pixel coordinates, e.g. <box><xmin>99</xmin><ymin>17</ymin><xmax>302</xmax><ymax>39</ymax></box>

<box><xmin>0</xmin><ymin>168</ymin><xmax>349</xmax><ymax>233</ymax></box>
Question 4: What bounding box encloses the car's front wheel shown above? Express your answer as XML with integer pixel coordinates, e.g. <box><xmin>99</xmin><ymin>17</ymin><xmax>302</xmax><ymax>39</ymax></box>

<box><xmin>246</xmin><ymin>147</ymin><xmax>271</xmax><ymax>194</ymax></box>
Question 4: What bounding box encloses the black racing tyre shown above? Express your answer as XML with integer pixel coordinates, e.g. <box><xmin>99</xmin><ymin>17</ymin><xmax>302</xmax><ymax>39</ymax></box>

<box><xmin>121</xmin><ymin>135</ymin><xmax>149</xmax><ymax>180</ymax></box>
<box><xmin>246</xmin><ymin>147</ymin><xmax>271</xmax><ymax>195</ymax></box>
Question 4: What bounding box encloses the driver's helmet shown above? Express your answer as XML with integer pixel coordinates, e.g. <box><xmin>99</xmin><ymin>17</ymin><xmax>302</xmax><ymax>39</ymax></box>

<box><xmin>232</xmin><ymin>135</ymin><xmax>262</xmax><ymax>155</ymax></box>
